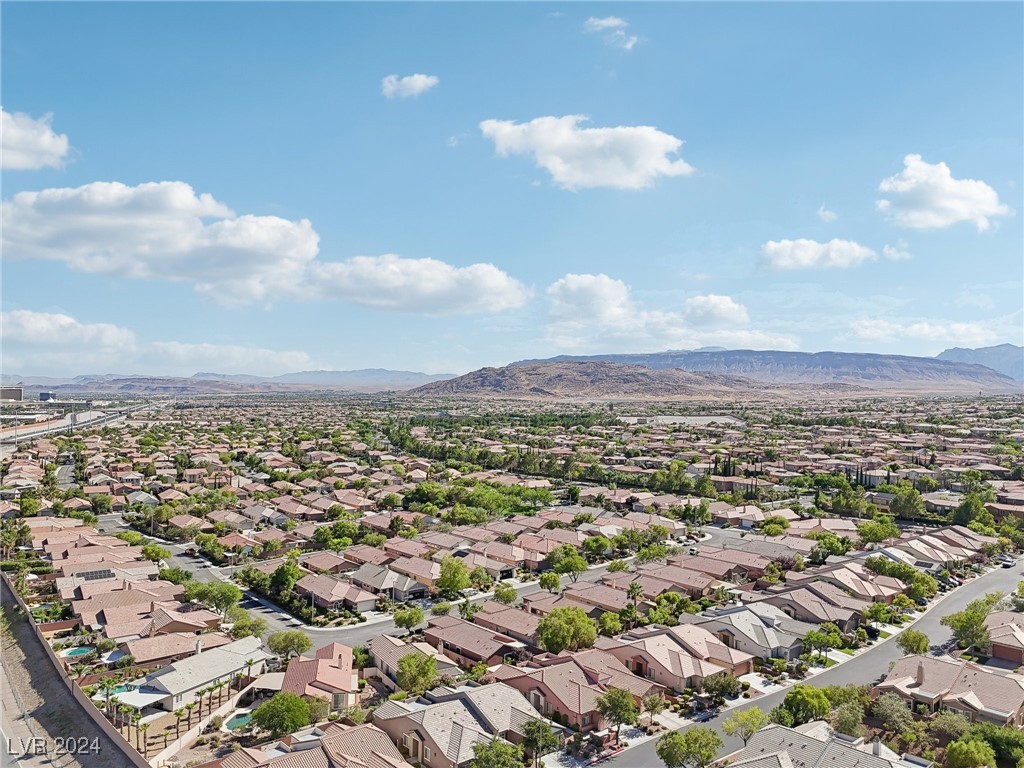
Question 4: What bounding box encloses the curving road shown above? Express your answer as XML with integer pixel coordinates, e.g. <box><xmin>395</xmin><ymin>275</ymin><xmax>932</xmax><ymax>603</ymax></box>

<box><xmin>603</xmin><ymin>561</ymin><xmax>1023</xmax><ymax>768</ymax></box>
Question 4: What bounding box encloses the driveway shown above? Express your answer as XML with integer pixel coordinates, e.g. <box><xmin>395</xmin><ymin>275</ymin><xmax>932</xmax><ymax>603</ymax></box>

<box><xmin>602</xmin><ymin>561</ymin><xmax>1022</xmax><ymax>768</ymax></box>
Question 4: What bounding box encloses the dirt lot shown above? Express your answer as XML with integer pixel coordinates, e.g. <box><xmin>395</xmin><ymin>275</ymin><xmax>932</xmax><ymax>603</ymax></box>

<box><xmin>1</xmin><ymin>596</ymin><xmax>127</xmax><ymax>768</ymax></box>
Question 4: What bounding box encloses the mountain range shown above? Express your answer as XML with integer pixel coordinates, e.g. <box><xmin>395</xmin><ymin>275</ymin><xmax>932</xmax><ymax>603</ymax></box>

<box><xmin>936</xmin><ymin>343</ymin><xmax>1023</xmax><ymax>381</ymax></box>
<box><xmin>1</xmin><ymin>369</ymin><xmax>455</xmax><ymax>394</ymax></box>
<box><xmin>4</xmin><ymin>346</ymin><xmax>1020</xmax><ymax>397</ymax></box>
<box><xmin>410</xmin><ymin>361</ymin><xmax>867</xmax><ymax>399</ymax></box>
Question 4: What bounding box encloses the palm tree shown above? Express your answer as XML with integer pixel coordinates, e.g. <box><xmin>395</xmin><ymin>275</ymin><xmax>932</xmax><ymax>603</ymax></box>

<box><xmin>173</xmin><ymin>709</ymin><xmax>185</xmax><ymax>738</ymax></box>
<box><xmin>97</xmin><ymin>676</ymin><xmax>118</xmax><ymax>718</ymax></box>
<box><xmin>118</xmin><ymin>705</ymin><xmax>132</xmax><ymax>734</ymax></box>
<box><xmin>71</xmin><ymin>662</ymin><xmax>89</xmax><ymax>678</ymax></box>
<box><xmin>245</xmin><ymin>658</ymin><xmax>255</xmax><ymax>681</ymax></box>
<box><xmin>132</xmin><ymin>713</ymin><xmax>142</xmax><ymax>751</ymax></box>
<box><xmin>185</xmin><ymin>703</ymin><xmax>196</xmax><ymax>730</ymax></box>
<box><xmin>139</xmin><ymin>723</ymin><xmax>150</xmax><ymax>756</ymax></box>
<box><xmin>626</xmin><ymin>581</ymin><xmax>644</xmax><ymax>607</ymax></box>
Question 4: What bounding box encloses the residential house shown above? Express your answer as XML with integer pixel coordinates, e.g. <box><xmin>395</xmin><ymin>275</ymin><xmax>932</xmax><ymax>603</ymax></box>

<box><xmin>282</xmin><ymin>642</ymin><xmax>360</xmax><ymax>710</ymax></box>
<box><xmin>349</xmin><ymin>563</ymin><xmax>427</xmax><ymax>602</ymax></box>
<box><xmin>598</xmin><ymin>623</ymin><xmax>754</xmax><ymax>691</ymax></box>
<box><xmin>373</xmin><ymin>683</ymin><xmax>545</xmax><ymax>768</ymax></box>
<box><xmin>295</xmin><ymin>574</ymin><xmax>379</xmax><ymax>613</ymax></box>
<box><xmin>369</xmin><ymin>634</ymin><xmax>461</xmax><ymax>692</ymax></box>
<box><xmin>423</xmin><ymin>616</ymin><xmax>527</xmax><ymax>667</ymax></box>
<box><xmin>114</xmin><ymin>636</ymin><xmax>272</xmax><ymax>712</ymax></box>
<box><xmin>495</xmin><ymin>650</ymin><xmax>662</xmax><ymax>733</ymax></box>
<box><xmin>872</xmin><ymin>655</ymin><xmax>1024</xmax><ymax>726</ymax></box>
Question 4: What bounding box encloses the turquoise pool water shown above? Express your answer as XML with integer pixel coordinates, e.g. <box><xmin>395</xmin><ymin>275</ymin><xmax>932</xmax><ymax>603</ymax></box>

<box><xmin>64</xmin><ymin>646</ymin><xmax>94</xmax><ymax>657</ymax></box>
<box><xmin>226</xmin><ymin>713</ymin><xmax>252</xmax><ymax>730</ymax></box>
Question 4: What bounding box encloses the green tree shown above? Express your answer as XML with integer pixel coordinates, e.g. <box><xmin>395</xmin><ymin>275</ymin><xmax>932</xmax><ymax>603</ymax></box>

<box><xmin>469</xmin><ymin>738</ymin><xmax>522</xmax><ymax>768</ymax></box>
<box><xmin>436</xmin><ymin>555</ymin><xmax>471</xmax><ymax>597</ymax></box>
<box><xmin>782</xmin><ymin>685</ymin><xmax>830</xmax><ymax>725</ymax></box>
<box><xmin>394</xmin><ymin>606</ymin><xmax>424</xmax><ymax>634</ymax></box>
<box><xmin>702</xmin><ymin>673</ymin><xmax>739</xmax><ymax>704</ymax></box>
<box><xmin>396</xmin><ymin>652</ymin><xmax>437</xmax><ymax>695</ymax></box>
<box><xmin>550</xmin><ymin>544</ymin><xmax>588</xmax><ymax>583</ymax></box>
<box><xmin>583</xmin><ymin>536</ymin><xmax>611</xmax><ymax>562</ymax></box>
<box><xmin>539</xmin><ymin>572</ymin><xmax>561</xmax><ymax>593</ymax></box>
<box><xmin>656</xmin><ymin>728</ymin><xmax>723</xmax><ymax>768</ymax></box>
<box><xmin>722</xmin><ymin>708</ymin><xmax>770</xmax><ymax>746</ymax></box>
<box><xmin>304</xmin><ymin>695</ymin><xmax>329</xmax><ymax>724</ymax></box>
<box><xmin>522</xmin><ymin>718</ymin><xmax>559</xmax><ymax>768</ymax></box>
<box><xmin>857</xmin><ymin>514</ymin><xmax>901</xmax><ymax>545</ymax></box>
<box><xmin>872</xmin><ymin>693</ymin><xmax>913</xmax><ymax>733</ymax></box>
<box><xmin>831</xmin><ymin>702</ymin><xmax>865</xmax><ymax>738</ymax></box>
<box><xmin>606</xmin><ymin>559</ymin><xmax>629</xmax><ymax>573</ymax></box>
<box><xmin>941</xmin><ymin>592</ymin><xmax>1004</xmax><ymax>650</ymax></box>
<box><xmin>890</xmin><ymin>484</ymin><xmax>926</xmax><ymax>520</ymax></box>
<box><xmin>140</xmin><ymin>544</ymin><xmax>171</xmax><ymax>562</ymax></box>
<box><xmin>537</xmin><ymin>607</ymin><xmax>597</xmax><ymax>653</ymax></box>
<box><xmin>595</xmin><ymin>687</ymin><xmax>639</xmax><ymax>739</ymax></box>
<box><xmin>158</xmin><ymin>566</ymin><xmax>193</xmax><ymax>585</ymax></box>
<box><xmin>642</xmin><ymin>692</ymin><xmax>667</xmax><ymax>723</ymax></box>
<box><xmin>250</xmin><ymin>691</ymin><xmax>310</xmax><ymax>735</ymax></box>
<box><xmin>598</xmin><ymin>611</ymin><xmax>623</xmax><ymax>637</ymax></box>
<box><xmin>945</xmin><ymin>738</ymin><xmax>996</xmax><ymax>768</ymax></box>
<box><xmin>270</xmin><ymin>559</ymin><xmax>303</xmax><ymax>595</ymax></box>
<box><xmin>469</xmin><ymin>566</ymin><xmax>493</xmax><ymax>591</ymax></box>
<box><xmin>896</xmin><ymin>629</ymin><xmax>930</xmax><ymax>656</ymax></box>
<box><xmin>492</xmin><ymin>582</ymin><xmax>517</xmax><ymax>605</ymax></box>
<box><xmin>928</xmin><ymin>710</ymin><xmax>970</xmax><ymax>740</ymax></box>
<box><xmin>267</xmin><ymin>630</ymin><xmax>312</xmax><ymax>659</ymax></box>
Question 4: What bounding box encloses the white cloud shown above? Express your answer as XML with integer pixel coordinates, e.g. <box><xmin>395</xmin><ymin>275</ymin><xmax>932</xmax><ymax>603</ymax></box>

<box><xmin>583</xmin><ymin>16</ymin><xmax>628</xmax><ymax>32</ymax></box>
<box><xmin>381</xmin><ymin>73</ymin><xmax>439</xmax><ymax>99</ymax></box>
<box><xmin>682</xmin><ymin>294</ymin><xmax>750</xmax><ymax>326</ymax></box>
<box><xmin>545</xmin><ymin>274</ymin><xmax>796</xmax><ymax>352</ymax></box>
<box><xmin>954</xmin><ymin>290</ymin><xmax>995</xmax><ymax>311</ymax></box>
<box><xmin>817</xmin><ymin>204</ymin><xmax>838</xmax><ymax>223</ymax></box>
<box><xmin>760</xmin><ymin>238</ymin><xmax>878</xmax><ymax>270</ymax></box>
<box><xmin>876</xmin><ymin>154</ymin><xmax>1011</xmax><ymax>231</ymax></box>
<box><xmin>480</xmin><ymin>115</ymin><xmax>693</xmax><ymax>190</ymax></box>
<box><xmin>850</xmin><ymin>318</ymin><xmax>999</xmax><ymax>347</ymax></box>
<box><xmin>2</xmin><ymin>310</ymin><xmax>135</xmax><ymax>351</ymax></box>
<box><xmin>3</xmin><ymin>180</ymin><xmax>527</xmax><ymax>315</ymax></box>
<box><xmin>0</xmin><ymin>310</ymin><xmax>314</xmax><ymax>376</ymax></box>
<box><xmin>308</xmin><ymin>254</ymin><xmax>531</xmax><ymax>315</ymax></box>
<box><xmin>1</xmin><ymin>181</ymin><xmax>319</xmax><ymax>306</ymax></box>
<box><xmin>882</xmin><ymin>239</ymin><xmax>913</xmax><ymax>261</ymax></box>
<box><xmin>1</xmin><ymin>107</ymin><xmax>70</xmax><ymax>170</ymax></box>
<box><xmin>583</xmin><ymin>16</ymin><xmax>638</xmax><ymax>50</ymax></box>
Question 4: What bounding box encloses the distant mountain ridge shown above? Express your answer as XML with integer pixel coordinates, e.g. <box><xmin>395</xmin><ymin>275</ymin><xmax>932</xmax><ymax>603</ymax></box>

<box><xmin>194</xmin><ymin>369</ymin><xmax>455</xmax><ymax>389</ymax></box>
<box><xmin>936</xmin><ymin>344</ymin><xmax>1023</xmax><ymax>381</ymax></box>
<box><xmin>410</xmin><ymin>361</ymin><xmax>837</xmax><ymax>399</ymax></box>
<box><xmin>3</xmin><ymin>368</ymin><xmax>456</xmax><ymax>394</ymax></box>
<box><xmin>510</xmin><ymin>349</ymin><xmax>1020</xmax><ymax>393</ymax></box>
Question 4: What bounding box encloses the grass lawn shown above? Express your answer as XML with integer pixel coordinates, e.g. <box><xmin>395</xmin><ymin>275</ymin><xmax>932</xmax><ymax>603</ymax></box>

<box><xmin>879</xmin><ymin>631</ymin><xmax>892</xmax><ymax>639</ymax></box>
<box><xmin>839</xmin><ymin>648</ymin><xmax>856</xmax><ymax>656</ymax></box>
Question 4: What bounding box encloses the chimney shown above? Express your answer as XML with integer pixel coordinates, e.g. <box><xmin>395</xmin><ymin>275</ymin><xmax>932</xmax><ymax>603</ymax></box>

<box><xmin>872</xmin><ymin>737</ymin><xmax>882</xmax><ymax>757</ymax></box>
<box><xmin>916</xmin><ymin>660</ymin><xmax>925</xmax><ymax>686</ymax></box>
<box><xmin>196</xmin><ymin>637</ymin><xmax>203</xmax><ymax>656</ymax></box>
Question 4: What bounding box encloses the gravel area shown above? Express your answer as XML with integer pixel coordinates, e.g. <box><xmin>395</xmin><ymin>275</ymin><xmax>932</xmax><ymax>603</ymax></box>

<box><xmin>1</xmin><ymin>599</ymin><xmax>127</xmax><ymax>768</ymax></box>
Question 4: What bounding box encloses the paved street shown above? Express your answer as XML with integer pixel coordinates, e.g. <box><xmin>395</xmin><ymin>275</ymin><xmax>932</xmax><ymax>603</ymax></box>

<box><xmin>603</xmin><ymin>561</ymin><xmax>1023</xmax><ymax>768</ymax></box>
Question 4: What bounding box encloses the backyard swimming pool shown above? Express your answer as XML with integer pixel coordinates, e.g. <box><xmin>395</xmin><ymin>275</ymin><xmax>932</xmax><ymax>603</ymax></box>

<box><xmin>226</xmin><ymin>713</ymin><xmax>252</xmax><ymax>730</ymax></box>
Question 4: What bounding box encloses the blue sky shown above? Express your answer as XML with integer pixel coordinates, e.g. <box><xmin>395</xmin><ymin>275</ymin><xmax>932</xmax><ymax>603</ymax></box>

<box><xmin>2</xmin><ymin>2</ymin><xmax>1021</xmax><ymax>377</ymax></box>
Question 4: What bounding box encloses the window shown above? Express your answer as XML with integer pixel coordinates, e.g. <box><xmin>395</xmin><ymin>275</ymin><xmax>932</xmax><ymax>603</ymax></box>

<box><xmin>424</xmin><ymin>747</ymin><xmax>432</xmax><ymax>763</ymax></box>
<box><xmin>402</xmin><ymin>734</ymin><xmax>411</xmax><ymax>750</ymax></box>
<box><xmin>583</xmin><ymin>714</ymin><xmax>591</xmax><ymax>725</ymax></box>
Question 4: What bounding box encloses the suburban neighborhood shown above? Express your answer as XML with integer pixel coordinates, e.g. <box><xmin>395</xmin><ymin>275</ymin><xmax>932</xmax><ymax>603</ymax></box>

<box><xmin>2</xmin><ymin>393</ymin><xmax>1023</xmax><ymax>768</ymax></box>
